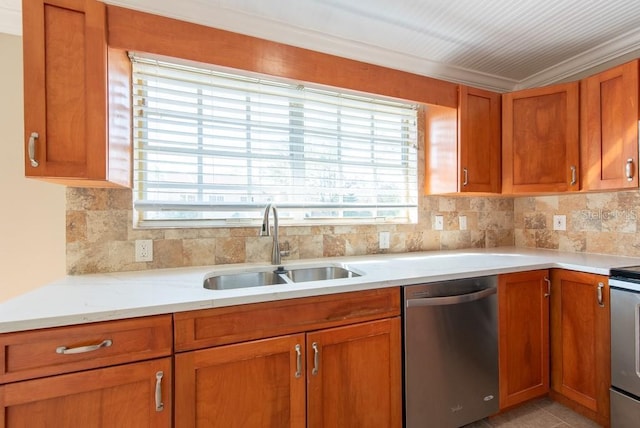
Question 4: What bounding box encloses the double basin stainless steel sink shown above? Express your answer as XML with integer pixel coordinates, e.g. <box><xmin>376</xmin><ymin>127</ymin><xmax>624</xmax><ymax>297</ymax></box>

<box><xmin>203</xmin><ymin>264</ymin><xmax>363</xmax><ymax>290</ymax></box>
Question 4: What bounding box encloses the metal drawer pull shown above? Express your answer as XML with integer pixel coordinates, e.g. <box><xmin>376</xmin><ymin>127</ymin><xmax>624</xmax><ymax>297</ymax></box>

<box><xmin>294</xmin><ymin>344</ymin><xmax>302</xmax><ymax>378</ymax></box>
<box><xmin>597</xmin><ymin>282</ymin><xmax>605</xmax><ymax>307</ymax></box>
<box><xmin>56</xmin><ymin>339</ymin><xmax>113</xmax><ymax>355</ymax></box>
<box><xmin>544</xmin><ymin>277</ymin><xmax>551</xmax><ymax>298</ymax></box>
<box><xmin>626</xmin><ymin>158</ymin><xmax>634</xmax><ymax>182</ymax></box>
<box><xmin>570</xmin><ymin>165</ymin><xmax>577</xmax><ymax>185</ymax></box>
<box><xmin>155</xmin><ymin>371</ymin><xmax>164</xmax><ymax>411</ymax></box>
<box><xmin>28</xmin><ymin>132</ymin><xmax>39</xmax><ymax>167</ymax></box>
<box><xmin>463</xmin><ymin>168</ymin><xmax>469</xmax><ymax>186</ymax></box>
<box><xmin>312</xmin><ymin>342</ymin><xmax>319</xmax><ymax>376</ymax></box>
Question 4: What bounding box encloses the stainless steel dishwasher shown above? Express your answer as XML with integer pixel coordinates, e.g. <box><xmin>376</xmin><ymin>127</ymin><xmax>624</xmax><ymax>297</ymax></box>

<box><xmin>404</xmin><ymin>275</ymin><xmax>499</xmax><ymax>428</ymax></box>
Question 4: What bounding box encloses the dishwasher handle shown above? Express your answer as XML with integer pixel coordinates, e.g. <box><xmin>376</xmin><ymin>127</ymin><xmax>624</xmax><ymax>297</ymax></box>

<box><xmin>406</xmin><ymin>287</ymin><xmax>496</xmax><ymax>307</ymax></box>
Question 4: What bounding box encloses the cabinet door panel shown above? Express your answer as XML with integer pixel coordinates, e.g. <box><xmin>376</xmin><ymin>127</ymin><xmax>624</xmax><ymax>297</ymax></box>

<box><xmin>581</xmin><ymin>60</ymin><xmax>639</xmax><ymax>190</ymax></box>
<box><xmin>0</xmin><ymin>357</ymin><xmax>171</xmax><ymax>428</ymax></box>
<box><xmin>460</xmin><ymin>86</ymin><xmax>501</xmax><ymax>193</ymax></box>
<box><xmin>550</xmin><ymin>269</ymin><xmax>610</xmax><ymax>426</ymax></box>
<box><xmin>498</xmin><ymin>270</ymin><xmax>550</xmax><ymax>409</ymax></box>
<box><xmin>23</xmin><ymin>0</ymin><xmax>107</xmax><ymax>180</ymax></box>
<box><xmin>174</xmin><ymin>334</ymin><xmax>305</xmax><ymax>428</ymax></box>
<box><xmin>307</xmin><ymin>317</ymin><xmax>402</xmax><ymax>428</ymax></box>
<box><xmin>502</xmin><ymin>83</ymin><xmax>579</xmax><ymax>193</ymax></box>
<box><xmin>22</xmin><ymin>0</ymin><xmax>130</xmax><ymax>187</ymax></box>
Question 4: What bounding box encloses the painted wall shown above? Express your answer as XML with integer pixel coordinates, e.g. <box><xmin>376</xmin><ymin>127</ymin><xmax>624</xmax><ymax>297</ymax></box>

<box><xmin>0</xmin><ymin>33</ymin><xmax>66</xmax><ymax>302</ymax></box>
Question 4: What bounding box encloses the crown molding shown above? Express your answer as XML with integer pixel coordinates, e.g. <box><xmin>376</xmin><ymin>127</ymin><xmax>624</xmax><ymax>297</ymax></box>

<box><xmin>6</xmin><ymin>0</ymin><xmax>638</xmax><ymax>92</ymax></box>
<box><xmin>102</xmin><ymin>0</ymin><xmax>517</xmax><ymax>92</ymax></box>
<box><xmin>515</xmin><ymin>26</ymin><xmax>640</xmax><ymax>89</ymax></box>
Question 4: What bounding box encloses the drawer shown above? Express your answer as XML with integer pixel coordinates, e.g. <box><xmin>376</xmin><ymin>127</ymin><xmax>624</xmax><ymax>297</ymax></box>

<box><xmin>174</xmin><ymin>287</ymin><xmax>400</xmax><ymax>351</ymax></box>
<box><xmin>0</xmin><ymin>314</ymin><xmax>172</xmax><ymax>384</ymax></box>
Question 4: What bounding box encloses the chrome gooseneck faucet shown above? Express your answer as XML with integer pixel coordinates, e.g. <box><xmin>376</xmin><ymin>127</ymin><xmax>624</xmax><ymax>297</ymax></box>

<box><xmin>260</xmin><ymin>203</ymin><xmax>281</xmax><ymax>265</ymax></box>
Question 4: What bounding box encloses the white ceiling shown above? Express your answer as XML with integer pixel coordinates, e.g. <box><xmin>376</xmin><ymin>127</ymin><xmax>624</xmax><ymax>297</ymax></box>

<box><xmin>4</xmin><ymin>0</ymin><xmax>640</xmax><ymax>92</ymax></box>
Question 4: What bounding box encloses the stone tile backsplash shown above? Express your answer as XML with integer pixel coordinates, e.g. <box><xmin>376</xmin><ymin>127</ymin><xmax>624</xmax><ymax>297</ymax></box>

<box><xmin>66</xmin><ymin>186</ymin><xmax>640</xmax><ymax>275</ymax></box>
<box><xmin>66</xmin><ymin>188</ymin><xmax>515</xmax><ymax>274</ymax></box>
<box><xmin>514</xmin><ymin>190</ymin><xmax>640</xmax><ymax>256</ymax></box>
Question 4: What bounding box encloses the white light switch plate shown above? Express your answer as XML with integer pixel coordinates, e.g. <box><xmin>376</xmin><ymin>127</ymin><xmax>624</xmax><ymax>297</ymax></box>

<box><xmin>459</xmin><ymin>215</ymin><xmax>467</xmax><ymax>230</ymax></box>
<box><xmin>379</xmin><ymin>231</ymin><xmax>390</xmax><ymax>249</ymax></box>
<box><xmin>553</xmin><ymin>215</ymin><xmax>566</xmax><ymax>231</ymax></box>
<box><xmin>434</xmin><ymin>215</ymin><xmax>444</xmax><ymax>231</ymax></box>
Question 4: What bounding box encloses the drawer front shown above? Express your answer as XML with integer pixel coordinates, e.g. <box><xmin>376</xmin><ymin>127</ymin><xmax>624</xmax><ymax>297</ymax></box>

<box><xmin>174</xmin><ymin>288</ymin><xmax>401</xmax><ymax>351</ymax></box>
<box><xmin>0</xmin><ymin>315</ymin><xmax>173</xmax><ymax>384</ymax></box>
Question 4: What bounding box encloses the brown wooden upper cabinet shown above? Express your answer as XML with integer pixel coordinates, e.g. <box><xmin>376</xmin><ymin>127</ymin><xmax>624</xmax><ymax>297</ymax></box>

<box><xmin>502</xmin><ymin>82</ymin><xmax>580</xmax><ymax>194</ymax></box>
<box><xmin>581</xmin><ymin>59</ymin><xmax>639</xmax><ymax>191</ymax></box>
<box><xmin>22</xmin><ymin>0</ymin><xmax>130</xmax><ymax>187</ymax></box>
<box><xmin>424</xmin><ymin>85</ymin><xmax>501</xmax><ymax>194</ymax></box>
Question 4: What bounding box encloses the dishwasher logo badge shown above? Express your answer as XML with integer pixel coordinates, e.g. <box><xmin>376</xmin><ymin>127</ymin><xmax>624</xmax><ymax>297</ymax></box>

<box><xmin>450</xmin><ymin>405</ymin><xmax>463</xmax><ymax>413</ymax></box>
<box><xmin>484</xmin><ymin>395</ymin><xmax>495</xmax><ymax>401</ymax></box>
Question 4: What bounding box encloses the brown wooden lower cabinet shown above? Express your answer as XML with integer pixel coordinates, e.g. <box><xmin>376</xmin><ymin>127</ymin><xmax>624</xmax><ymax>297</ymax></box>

<box><xmin>174</xmin><ymin>317</ymin><xmax>401</xmax><ymax>428</ymax></box>
<box><xmin>0</xmin><ymin>357</ymin><xmax>172</xmax><ymax>427</ymax></box>
<box><xmin>550</xmin><ymin>269</ymin><xmax>610</xmax><ymax>427</ymax></box>
<box><xmin>0</xmin><ymin>271</ymin><xmax>614</xmax><ymax>427</ymax></box>
<box><xmin>498</xmin><ymin>270</ymin><xmax>550</xmax><ymax>409</ymax></box>
<box><xmin>306</xmin><ymin>318</ymin><xmax>402</xmax><ymax>428</ymax></box>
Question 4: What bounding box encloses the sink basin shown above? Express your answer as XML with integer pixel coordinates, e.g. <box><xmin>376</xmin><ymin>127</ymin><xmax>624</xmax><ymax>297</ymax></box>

<box><xmin>285</xmin><ymin>266</ymin><xmax>361</xmax><ymax>282</ymax></box>
<box><xmin>203</xmin><ymin>264</ymin><xmax>362</xmax><ymax>290</ymax></box>
<box><xmin>203</xmin><ymin>271</ymin><xmax>289</xmax><ymax>290</ymax></box>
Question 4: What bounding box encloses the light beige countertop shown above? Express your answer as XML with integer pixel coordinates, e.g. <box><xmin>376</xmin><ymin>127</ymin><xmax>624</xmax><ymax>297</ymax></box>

<box><xmin>1</xmin><ymin>247</ymin><xmax>638</xmax><ymax>333</ymax></box>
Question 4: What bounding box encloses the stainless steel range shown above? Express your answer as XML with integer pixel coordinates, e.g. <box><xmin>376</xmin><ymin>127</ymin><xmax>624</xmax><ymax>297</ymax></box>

<box><xmin>609</xmin><ymin>267</ymin><xmax>640</xmax><ymax>427</ymax></box>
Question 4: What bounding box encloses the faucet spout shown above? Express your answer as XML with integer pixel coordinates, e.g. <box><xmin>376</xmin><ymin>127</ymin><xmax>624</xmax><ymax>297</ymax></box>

<box><xmin>260</xmin><ymin>203</ymin><xmax>281</xmax><ymax>265</ymax></box>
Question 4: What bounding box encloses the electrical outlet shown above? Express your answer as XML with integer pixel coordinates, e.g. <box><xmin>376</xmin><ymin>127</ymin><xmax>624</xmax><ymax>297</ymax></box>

<box><xmin>379</xmin><ymin>231</ymin><xmax>390</xmax><ymax>249</ymax></box>
<box><xmin>135</xmin><ymin>239</ymin><xmax>153</xmax><ymax>262</ymax></box>
<box><xmin>434</xmin><ymin>215</ymin><xmax>444</xmax><ymax>231</ymax></box>
<box><xmin>553</xmin><ymin>215</ymin><xmax>567</xmax><ymax>231</ymax></box>
<box><xmin>459</xmin><ymin>215</ymin><xmax>467</xmax><ymax>230</ymax></box>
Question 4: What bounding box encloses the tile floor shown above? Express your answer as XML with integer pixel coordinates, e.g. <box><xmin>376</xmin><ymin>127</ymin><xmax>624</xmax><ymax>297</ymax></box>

<box><xmin>464</xmin><ymin>398</ymin><xmax>602</xmax><ymax>428</ymax></box>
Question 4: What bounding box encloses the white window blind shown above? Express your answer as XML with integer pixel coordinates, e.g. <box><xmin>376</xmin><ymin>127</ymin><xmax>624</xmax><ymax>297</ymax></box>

<box><xmin>131</xmin><ymin>55</ymin><xmax>418</xmax><ymax>227</ymax></box>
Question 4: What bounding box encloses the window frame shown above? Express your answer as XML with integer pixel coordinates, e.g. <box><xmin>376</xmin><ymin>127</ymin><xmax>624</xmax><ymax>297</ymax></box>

<box><xmin>131</xmin><ymin>55</ymin><xmax>420</xmax><ymax>229</ymax></box>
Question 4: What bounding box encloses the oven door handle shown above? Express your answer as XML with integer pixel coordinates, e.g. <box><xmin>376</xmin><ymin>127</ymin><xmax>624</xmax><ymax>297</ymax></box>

<box><xmin>406</xmin><ymin>287</ymin><xmax>496</xmax><ymax>307</ymax></box>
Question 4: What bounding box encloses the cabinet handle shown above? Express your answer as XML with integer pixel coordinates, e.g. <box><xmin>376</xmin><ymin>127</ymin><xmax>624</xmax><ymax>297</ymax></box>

<box><xmin>28</xmin><ymin>132</ymin><xmax>39</xmax><ymax>167</ymax></box>
<box><xmin>56</xmin><ymin>339</ymin><xmax>112</xmax><ymax>355</ymax></box>
<box><xmin>597</xmin><ymin>282</ymin><xmax>605</xmax><ymax>307</ymax></box>
<box><xmin>462</xmin><ymin>168</ymin><xmax>468</xmax><ymax>186</ymax></box>
<box><xmin>543</xmin><ymin>277</ymin><xmax>551</xmax><ymax>298</ymax></box>
<box><xmin>626</xmin><ymin>158</ymin><xmax>634</xmax><ymax>182</ymax></box>
<box><xmin>155</xmin><ymin>371</ymin><xmax>164</xmax><ymax>412</ymax></box>
<box><xmin>294</xmin><ymin>344</ymin><xmax>302</xmax><ymax>378</ymax></box>
<box><xmin>312</xmin><ymin>342</ymin><xmax>319</xmax><ymax>376</ymax></box>
<box><xmin>570</xmin><ymin>165</ymin><xmax>577</xmax><ymax>185</ymax></box>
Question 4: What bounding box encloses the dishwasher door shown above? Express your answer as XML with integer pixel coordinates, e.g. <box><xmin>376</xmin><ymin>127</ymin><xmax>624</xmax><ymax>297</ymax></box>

<box><xmin>404</xmin><ymin>276</ymin><xmax>499</xmax><ymax>428</ymax></box>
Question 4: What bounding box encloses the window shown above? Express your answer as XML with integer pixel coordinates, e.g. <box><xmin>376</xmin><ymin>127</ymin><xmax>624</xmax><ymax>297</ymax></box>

<box><xmin>131</xmin><ymin>55</ymin><xmax>418</xmax><ymax>227</ymax></box>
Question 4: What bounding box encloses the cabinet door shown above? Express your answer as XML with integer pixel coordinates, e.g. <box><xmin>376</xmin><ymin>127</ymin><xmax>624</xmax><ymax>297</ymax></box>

<box><xmin>581</xmin><ymin>60</ymin><xmax>639</xmax><ymax>190</ymax></box>
<box><xmin>502</xmin><ymin>82</ymin><xmax>579</xmax><ymax>193</ymax></box>
<box><xmin>22</xmin><ymin>0</ymin><xmax>130</xmax><ymax>187</ymax></box>
<box><xmin>306</xmin><ymin>317</ymin><xmax>402</xmax><ymax>428</ymax></box>
<box><xmin>0</xmin><ymin>357</ymin><xmax>171</xmax><ymax>427</ymax></box>
<box><xmin>498</xmin><ymin>270</ymin><xmax>550</xmax><ymax>409</ymax></box>
<box><xmin>174</xmin><ymin>334</ymin><xmax>306</xmax><ymax>428</ymax></box>
<box><xmin>459</xmin><ymin>85</ymin><xmax>501</xmax><ymax>193</ymax></box>
<box><xmin>550</xmin><ymin>269</ymin><xmax>610</xmax><ymax>426</ymax></box>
